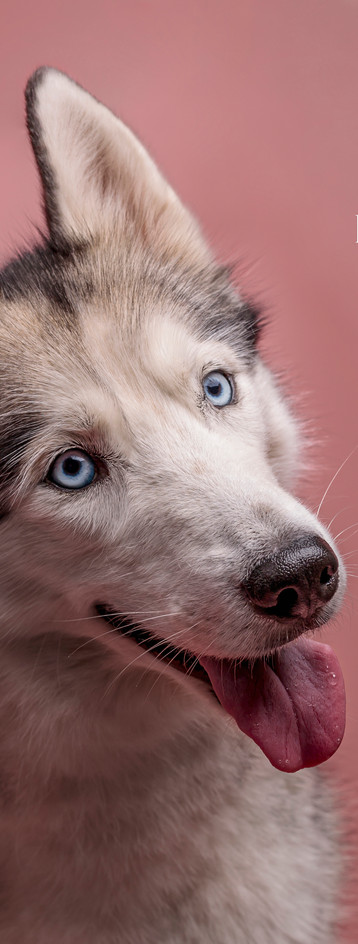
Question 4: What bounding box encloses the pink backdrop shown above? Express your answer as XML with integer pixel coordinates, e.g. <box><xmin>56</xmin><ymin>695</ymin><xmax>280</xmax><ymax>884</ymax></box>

<box><xmin>0</xmin><ymin>1</ymin><xmax>357</xmax><ymax>938</ymax></box>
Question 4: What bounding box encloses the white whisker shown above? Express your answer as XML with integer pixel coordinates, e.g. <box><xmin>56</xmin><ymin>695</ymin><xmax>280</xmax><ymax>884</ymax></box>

<box><xmin>58</xmin><ymin>608</ymin><xmax>182</xmax><ymax>624</ymax></box>
<box><xmin>316</xmin><ymin>445</ymin><xmax>358</xmax><ymax>517</ymax></box>
<box><xmin>143</xmin><ymin>622</ymin><xmax>204</xmax><ymax>701</ymax></box>
<box><xmin>104</xmin><ymin>611</ymin><xmax>182</xmax><ymax>625</ymax></box>
<box><xmin>143</xmin><ymin>619</ymin><xmax>202</xmax><ymax>697</ymax></box>
<box><xmin>102</xmin><ymin>625</ymin><xmax>192</xmax><ymax>699</ymax></box>
<box><xmin>68</xmin><ymin>625</ymin><xmax>126</xmax><ymax>658</ymax></box>
<box><xmin>68</xmin><ymin>615</ymin><xmax>184</xmax><ymax>658</ymax></box>
<box><xmin>341</xmin><ymin>549</ymin><xmax>358</xmax><ymax>561</ymax></box>
<box><xmin>327</xmin><ymin>509</ymin><xmax>348</xmax><ymax>531</ymax></box>
<box><xmin>334</xmin><ymin>522</ymin><xmax>358</xmax><ymax>542</ymax></box>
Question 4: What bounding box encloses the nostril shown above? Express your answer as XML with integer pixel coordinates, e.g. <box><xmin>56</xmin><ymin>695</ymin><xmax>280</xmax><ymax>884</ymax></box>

<box><xmin>320</xmin><ymin>565</ymin><xmax>334</xmax><ymax>586</ymax></box>
<box><xmin>275</xmin><ymin>587</ymin><xmax>299</xmax><ymax>619</ymax></box>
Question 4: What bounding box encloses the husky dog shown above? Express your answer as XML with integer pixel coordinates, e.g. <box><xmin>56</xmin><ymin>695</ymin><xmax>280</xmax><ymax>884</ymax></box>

<box><xmin>0</xmin><ymin>68</ymin><xmax>346</xmax><ymax>943</ymax></box>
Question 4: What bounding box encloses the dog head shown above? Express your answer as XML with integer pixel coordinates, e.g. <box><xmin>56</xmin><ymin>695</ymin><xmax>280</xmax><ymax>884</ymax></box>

<box><xmin>0</xmin><ymin>69</ymin><xmax>346</xmax><ymax>770</ymax></box>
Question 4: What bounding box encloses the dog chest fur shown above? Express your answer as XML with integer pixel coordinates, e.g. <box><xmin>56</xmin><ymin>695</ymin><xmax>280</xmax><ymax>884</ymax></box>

<box><xmin>0</xmin><ymin>642</ymin><xmax>339</xmax><ymax>944</ymax></box>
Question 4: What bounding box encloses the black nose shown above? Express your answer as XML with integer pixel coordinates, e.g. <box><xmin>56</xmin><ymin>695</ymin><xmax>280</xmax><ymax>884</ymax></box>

<box><xmin>243</xmin><ymin>535</ymin><xmax>339</xmax><ymax>620</ymax></box>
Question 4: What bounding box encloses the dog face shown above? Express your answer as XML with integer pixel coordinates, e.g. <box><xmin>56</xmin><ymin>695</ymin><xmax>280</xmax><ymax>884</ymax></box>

<box><xmin>0</xmin><ymin>69</ymin><xmax>345</xmax><ymax>670</ymax></box>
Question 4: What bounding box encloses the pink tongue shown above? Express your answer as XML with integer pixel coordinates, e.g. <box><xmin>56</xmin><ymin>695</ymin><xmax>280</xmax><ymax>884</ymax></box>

<box><xmin>201</xmin><ymin>637</ymin><xmax>345</xmax><ymax>772</ymax></box>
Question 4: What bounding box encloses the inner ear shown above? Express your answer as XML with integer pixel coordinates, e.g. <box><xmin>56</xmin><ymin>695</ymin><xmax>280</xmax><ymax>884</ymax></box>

<box><xmin>25</xmin><ymin>67</ymin><xmax>212</xmax><ymax>266</ymax></box>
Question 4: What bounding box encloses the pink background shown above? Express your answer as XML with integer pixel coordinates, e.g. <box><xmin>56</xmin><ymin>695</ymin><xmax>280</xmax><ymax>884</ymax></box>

<box><xmin>0</xmin><ymin>0</ymin><xmax>357</xmax><ymax>937</ymax></box>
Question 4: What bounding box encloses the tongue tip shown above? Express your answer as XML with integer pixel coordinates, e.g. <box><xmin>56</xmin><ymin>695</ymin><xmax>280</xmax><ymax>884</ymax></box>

<box><xmin>267</xmin><ymin>730</ymin><xmax>345</xmax><ymax>774</ymax></box>
<box><xmin>201</xmin><ymin>637</ymin><xmax>346</xmax><ymax>774</ymax></box>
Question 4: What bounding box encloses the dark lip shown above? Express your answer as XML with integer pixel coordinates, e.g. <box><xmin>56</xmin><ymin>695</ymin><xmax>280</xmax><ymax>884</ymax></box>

<box><xmin>96</xmin><ymin>604</ymin><xmax>212</xmax><ymax>686</ymax></box>
<box><xmin>95</xmin><ymin>604</ymin><xmax>317</xmax><ymax>685</ymax></box>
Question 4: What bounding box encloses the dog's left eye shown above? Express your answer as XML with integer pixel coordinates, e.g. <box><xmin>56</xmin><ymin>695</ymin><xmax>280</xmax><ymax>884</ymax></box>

<box><xmin>202</xmin><ymin>371</ymin><xmax>234</xmax><ymax>407</ymax></box>
<box><xmin>47</xmin><ymin>449</ymin><xmax>97</xmax><ymax>490</ymax></box>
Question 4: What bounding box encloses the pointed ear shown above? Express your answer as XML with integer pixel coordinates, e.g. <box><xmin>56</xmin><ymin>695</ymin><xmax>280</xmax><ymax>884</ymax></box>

<box><xmin>25</xmin><ymin>67</ymin><xmax>211</xmax><ymax>264</ymax></box>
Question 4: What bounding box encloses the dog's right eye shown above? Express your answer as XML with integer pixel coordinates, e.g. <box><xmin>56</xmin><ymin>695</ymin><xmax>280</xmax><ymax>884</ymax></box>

<box><xmin>202</xmin><ymin>371</ymin><xmax>234</xmax><ymax>408</ymax></box>
<box><xmin>47</xmin><ymin>449</ymin><xmax>97</xmax><ymax>490</ymax></box>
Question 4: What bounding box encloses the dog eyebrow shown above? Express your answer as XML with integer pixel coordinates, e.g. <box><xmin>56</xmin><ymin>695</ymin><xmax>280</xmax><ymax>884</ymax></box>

<box><xmin>199</xmin><ymin>299</ymin><xmax>264</xmax><ymax>355</ymax></box>
<box><xmin>165</xmin><ymin>264</ymin><xmax>264</xmax><ymax>359</ymax></box>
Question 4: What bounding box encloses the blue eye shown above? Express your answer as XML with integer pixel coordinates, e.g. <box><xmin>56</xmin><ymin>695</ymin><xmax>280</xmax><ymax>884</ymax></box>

<box><xmin>202</xmin><ymin>371</ymin><xmax>234</xmax><ymax>407</ymax></box>
<box><xmin>48</xmin><ymin>449</ymin><xmax>97</xmax><ymax>490</ymax></box>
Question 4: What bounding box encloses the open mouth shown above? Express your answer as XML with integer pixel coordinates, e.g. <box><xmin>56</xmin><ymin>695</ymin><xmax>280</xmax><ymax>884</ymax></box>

<box><xmin>97</xmin><ymin>603</ymin><xmax>346</xmax><ymax>775</ymax></box>
<box><xmin>97</xmin><ymin>604</ymin><xmax>211</xmax><ymax>685</ymax></box>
